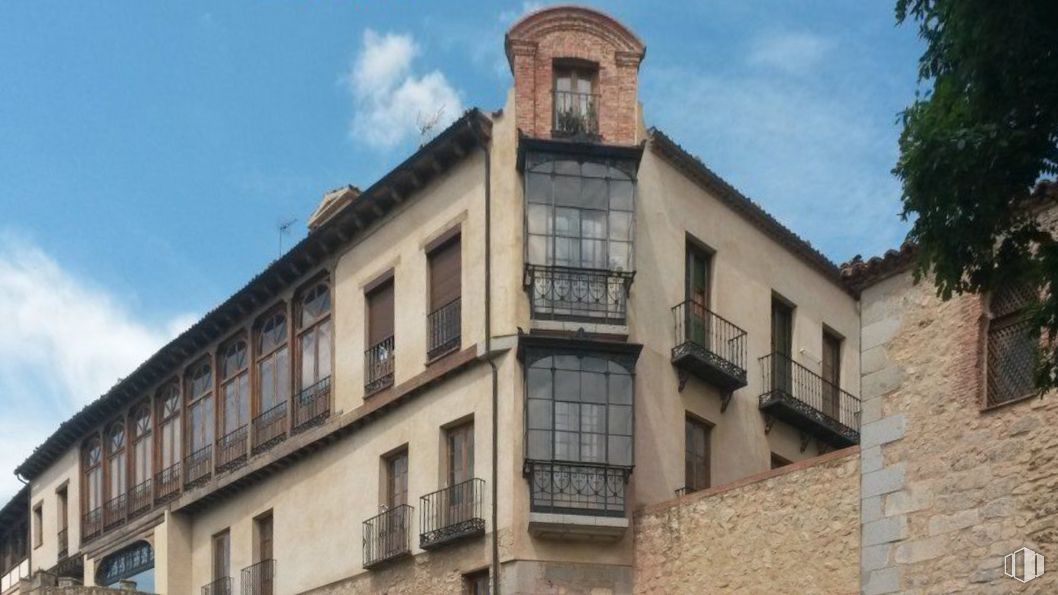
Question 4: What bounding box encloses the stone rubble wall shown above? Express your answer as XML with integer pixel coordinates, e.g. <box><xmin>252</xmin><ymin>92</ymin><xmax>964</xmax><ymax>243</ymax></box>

<box><xmin>632</xmin><ymin>447</ymin><xmax>860</xmax><ymax>594</ymax></box>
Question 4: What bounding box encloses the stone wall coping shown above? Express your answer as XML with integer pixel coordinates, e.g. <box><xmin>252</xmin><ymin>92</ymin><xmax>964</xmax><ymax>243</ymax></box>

<box><xmin>634</xmin><ymin>445</ymin><xmax>860</xmax><ymax>517</ymax></box>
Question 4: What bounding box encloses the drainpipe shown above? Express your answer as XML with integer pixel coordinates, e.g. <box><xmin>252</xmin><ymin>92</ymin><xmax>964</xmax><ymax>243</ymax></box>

<box><xmin>470</xmin><ymin>114</ymin><xmax>501</xmax><ymax>595</ymax></box>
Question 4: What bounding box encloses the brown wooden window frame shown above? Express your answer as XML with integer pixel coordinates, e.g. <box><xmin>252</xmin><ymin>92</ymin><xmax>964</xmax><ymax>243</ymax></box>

<box><xmin>683</xmin><ymin>414</ymin><xmax>711</xmax><ymax>493</ymax></box>
<box><xmin>105</xmin><ymin>419</ymin><xmax>128</xmax><ymax>503</ymax></box>
<box><xmin>983</xmin><ymin>284</ymin><xmax>1039</xmax><ymax>409</ymax></box>
<box><xmin>156</xmin><ymin>381</ymin><xmax>182</xmax><ymax>474</ymax></box>
<box><xmin>255</xmin><ymin>308</ymin><xmax>291</xmax><ymax>419</ymax></box>
<box><xmin>297</xmin><ymin>280</ymin><xmax>333</xmax><ymax>392</ymax></box>
<box><xmin>427</xmin><ymin>233</ymin><xmax>462</xmax><ymax>361</ymax></box>
<box><xmin>129</xmin><ymin>403</ymin><xmax>153</xmax><ymax>490</ymax></box>
<box><xmin>82</xmin><ymin>435</ymin><xmax>104</xmax><ymax>517</ymax></box>
<box><xmin>365</xmin><ymin>274</ymin><xmax>396</xmax><ymax>394</ymax></box>
<box><xmin>212</xmin><ymin>529</ymin><xmax>230</xmax><ymax>581</ymax></box>
<box><xmin>185</xmin><ymin>357</ymin><xmax>215</xmax><ymax>456</ymax></box>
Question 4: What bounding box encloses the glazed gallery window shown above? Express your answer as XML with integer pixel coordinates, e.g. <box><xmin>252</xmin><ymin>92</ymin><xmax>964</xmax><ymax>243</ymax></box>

<box><xmin>220</xmin><ymin>338</ymin><xmax>250</xmax><ymax>436</ymax></box>
<box><xmin>524</xmin><ymin>155</ymin><xmax>635</xmax><ymax>272</ymax></box>
<box><xmin>157</xmin><ymin>383</ymin><xmax>181</xmax><ymax>471</ymax></box>
<box><xmin>186</xmin><ymin>359</ymin><xmax>214</xmax><ymax>454</ymax></box>
<box><xmin>106</xmin><ymin>421</ymin><xmax>127</xmax><ymax>501</ymax></box>
<box><xmin>257</xmin><ymin>311</ymin><xmax>290</xmax><ymax>414</ymax></box>
<box><xmin>130</xmin><ymin>405</ymin><xmax>152</xmax><ymax>489</ymax></box>
<box><xmin>83</xmin><ymin>438</ymin><xmax>103</xmax><ymax>513</ymax></box>
<box><xmin>298</xmin><ymin>283</ymin><xmax>332</xmax><ymax>391</ymax></box>
<box><xmin>524</xmin><ymin>349</ymin><xmax>634</xmax><ymax>467</ymax></box>
<box><xmin>987</xmin><ymin>283</ymin><xmax>1038</xmax><ymax>406</ymax></box>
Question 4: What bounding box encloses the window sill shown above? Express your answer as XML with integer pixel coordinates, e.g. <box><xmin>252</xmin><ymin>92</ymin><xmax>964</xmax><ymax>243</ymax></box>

<box><xmin>425</xmin><ymin>344</ymin><xmax>461</xmax><ymax>367</ymax></box>
<box><xmin>528</xmin><ymin>511</ymin><xmax>628</xmax><ymax>541</ymax></box>
<box><xmin>980</xmin><ymin>392</ymin><xmax>1040</xmax><ymax>413</ymax></box>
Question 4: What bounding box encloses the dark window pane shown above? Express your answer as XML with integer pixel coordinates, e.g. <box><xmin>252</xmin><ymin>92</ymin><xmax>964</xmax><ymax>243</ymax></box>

<box><xmin>582</xmin><ymin>178</ymin><xmax>607</xmax><ymax>210</ymax></box>
<box><xmin>610</xmin><ymin>405</ymin><xmax>633</xmax><ymax>435</ymax></box>
<box><xmin>528</xmin><ymin>399</ymin><xmax>552</xmax><ymax>430</ymax></box>
<box><xmin>609</xmin><ymin>372</ymin><xmax>632</xmax><ymax>404</ymax></box>
<box><xmin>554</xmin><ymin>402</ymin><xmax>580</xmax><ymax>432</ymax></box>
<box><xmin>526</xmin><ymin>173</ymin><xmax>551</xmax><ymax>204</ymax></box>
<box><xmin>608</xmin><ymin>436</ymin><xmax>632</xmax><ymax>466</ymax></box>
<box><xmin>554</xmin><ymin>175</ymin><xmax>581</xmax><ymax>207</ymax></box>
<box><xmin>581</xmin><ymin>372</ymin><xmax>606</xmax><ymax>403</ymax></box>
<box><xmin>528</xmin><ymin>368</ymin><xmax>551</xmax><ymax>400</ymax></box>
<box><xmin>610</xmin><ymin>180</ymin><xmax>634</xmax><ymax>211</ymax></box>
<box><xmin>528</xmin><ymin>430</ymin><xmax>552</xmax><ymax>460</ymax></box>
<box><xmin>554</xmin><ymin>370</ymin><xmax>580</xmax><ymax>401</ymax></box>
<box><xmin>554</xmin><ymin>160</ymin><xmax>580</xmax><ymax>176</ymax></box>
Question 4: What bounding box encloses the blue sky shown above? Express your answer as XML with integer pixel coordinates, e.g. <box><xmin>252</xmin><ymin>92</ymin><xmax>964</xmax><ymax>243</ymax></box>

<box><xmin>0</xmin><ymin>1</ymin><xmax>922</xmax><ymax>499</ymax></box>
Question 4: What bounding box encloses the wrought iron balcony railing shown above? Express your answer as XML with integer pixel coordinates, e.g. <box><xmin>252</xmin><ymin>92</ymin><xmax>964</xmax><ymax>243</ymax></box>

<box><xmin>202</xmin><ymin>576</ymin><xmax>231</xmax><ymax>595</ymax></box>
<box><xmin>759</xmin><ymin>353</ymin><xmax>861</xmax><ymax>447</ymax></box>
<box><xmin>293</xmin><ymin>376</ymin><xmax>332</xmax><ymax>432</ymax></box>
<box><xmin>553</xmin><ymin>90</ymin><xmax>600</xmax><ymax>139</ymax></box>
<box><xmin>363</xmin><ymin>504</ymin><xmax>413</xmax><ymax>568</ymax></box>
<box><xmin>155</xmin><ymin>462</ymin><xmax>181</xmax><ymax>503</ymax></box>
<box><xmin>103</xmin><ymin>493</ymin><xmax>127</xmax><ymax>529</ymax></box>
<box><xmin>524</xmin><ymin>460</ymin><xmax>630</xmax><ymax>517</ymax></box>
<box><xmin>241</xmin><ymin>559</ymin><xmax>275</xmax><ymax>595</ymax></box>
<box><xmin>82</xmin><ymin>507</ymin><xmax>102</xmax><ymax>541</ymax></box>
<box><xmin>420</xmin><ymin>478</ymin><xmax>485</xmax><ymax>549</ymax></box>
<box><xmin>252</xmin><ymin>402</ymin><xmax>287</xmax><ymax>453</ymax></box>
<box><xmin>671</xmin><ymin>300</ymin><xmax>748</xmax><ymax>393</ymax></box>
<box><xmin>524</xmin><ymin>265</ymin><xmax>635</xmax><ymax>325</ymax></box>
<box><xmin>427</xmin><ymin>298</ymin><xmax>461</xmax><ymax>360</ymax></box>
<box><xmin>185</xmin><ymin>445</ymin><xmax>212</xmax><ymax>488</ymax></box>
<box><xmin>365</xmin><ymin>336</ymin><xmax>395</xmax><ymax>394</ymax></box>
<box><xmin>57</xmin><ymin>528</ymin><xmax>68</xmax><ymax>560</ymax></box>
<box><xmin>128</xmin><ymin>479</ymin><xmax>152</xmax><ymax>518</ymax></box>
<box><xmin>216</xmin><ymin>426</ymin><xmax>248</xmax><ymax>472</ymax></box>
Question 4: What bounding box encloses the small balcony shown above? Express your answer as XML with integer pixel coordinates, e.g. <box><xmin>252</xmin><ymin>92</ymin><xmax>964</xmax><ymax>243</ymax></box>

<box><xmin>524</xmin><ymin>461</ymin><xmax>630</xmax><ymax>541</ymax></box>
<box><xmin>427</xmin><ymin>298</ymin><xmax>461</xmax><ymax>360</ymax></box>
<box><xmin>103</xmin><ymin>493</ymin><xmax>127</xmax><ymax>529</ymax></box>
<box><xmin>671</xmin><ymin>300</ymin><xmax>748</xmax><ymax>394</ymax></box>
<box><xmin>185</xmin><ymin>445</ymin><xmax>213</xmax><ymax>488</ymax></box>
<box><xmin>155</xmin><ymin>462</ymin><xmax>181</xmax><ymax>503</ymax></box>
<box><xmin>553</xmin><ymin>90</ymin><xmax>600</xmax><ymax>140</ymax></box>
<box><xmin>252</xmin><ymin>403</ymin><xmax>287</xmax><ymax>453</ymax></box>
<box><xmin>365</xmin><ymin>336</ymin><xmax>395</xmax><ymax>394</ymax></box>
<box><xmin>202</xmin><ymin>577</ymin><xmax>231</xmax><ymax>595</ymax></box>
<box><xmin>758</xmin><ymin>353</ymin><xmax>861</xmax><ymax>447</ymax></box>
<box><xmin>216</xmin><ymin>426</ymin><xmax>248</xmax><ymax>473</ymax></box>
<box><xmin>241</xmin><ymin>559</ymin><xmax>275</xmax><ymax>595</ymax></box>
<box><xmin>293</xmin><ymin>376</ymin><xmax>332</xmax><ymax>432</ymax></box>
<box><xmin>524</xmin><ymin>265</ymin><xmax>635</xmax><ymax>327</ymax></box>
<box><xmin>363</xmin><ymin>504</ymin><xmax>413</xmax><ymax>569</ymax></box>
<box><xmin>128</xmin><ymin>479</ymin><xmax>152</xmax><ymax>518</ymax></box>
<box><xmin>419</xmin><ymin>478</ymin><xmax>485</xmax><ymax>549</ymax></box>
<box><xmin>82</xmin><ymin>508</ymin><xmax>102</xmax><ymax>542</ymax></box>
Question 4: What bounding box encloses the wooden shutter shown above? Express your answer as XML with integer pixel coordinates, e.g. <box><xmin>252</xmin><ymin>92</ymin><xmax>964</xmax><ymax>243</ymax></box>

<box><xmin>684</xmin><ymin>417</ymin><xmax>710</xmax><ymax>491</ymax></box>
<box><xmin>257</xmin><ymin>514</ymin><xmax>273</xmax><ymax>562</ymax></box>
<box><xmin>447</xmin><ymin>423</ymin><xmax>474</xmax><ymax>485</ymax></box>
<box><xmin>822</xmin><ymin>331</ymin><xmax>841</xmax><ymax>418</ymax></box>
<box><xmin>387</xmin><ymin>451</ymin><xmax>408</xmax><ymax>507</ymax></box>
<box><xmin>429</xmin><ymin>237</ymin><xmax>461</xmax><ymax>312</ymax></box>
<box><xmin>367</xmin><ymin>279</ymin><xmax>395</xmax><ymax>347</ymax></box>
<box><xmin>212</xmin><ymin>530</ymin><xmax>230</xmax><ymax>580</ymax></box>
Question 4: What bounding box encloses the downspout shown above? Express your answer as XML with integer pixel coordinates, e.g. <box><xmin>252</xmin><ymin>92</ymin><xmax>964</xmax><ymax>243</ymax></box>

<box><xmin>470</xmin><ymin>115</ymin><xmax>501</xmax><ymax>595</ymax></box>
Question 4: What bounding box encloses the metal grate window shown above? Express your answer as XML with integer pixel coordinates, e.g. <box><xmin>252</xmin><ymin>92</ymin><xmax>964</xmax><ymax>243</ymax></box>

<box><xmin>987</xmin><ymin>283</ymin><xmax>1037</xmax><ymax>406</ymax></box>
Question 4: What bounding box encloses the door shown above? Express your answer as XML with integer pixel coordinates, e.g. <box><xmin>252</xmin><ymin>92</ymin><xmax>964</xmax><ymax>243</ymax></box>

<box><xmin>822</xmin><ymin>331</ymin><xmax>842</xmax><ymax>420</ymax></box>
<box><xmin>685</xmin><ymin>246</ymin><xmax>711</xmax><ymax>348</ymax></box>
<box><xmin>684</xmin><ymin>417</ymin><xmax>710</xmax><ymax>492</ymax></box>
<box><xmin>212</xmin><ymin>530</ymin><xmax>230</xmax><ymax>585</ymax></box>
<box><xmin>383</xmin><ymin>451</ymin><xmax>408</xmax><ymax>557</ymax></box>
<box><xmin>771</xmin><ymin>298</ymin><xmax>794</xmax><ymax>395</ymax></box>
<box><xmin>447</xmin><ymin>423</ymin><xmax>474</xmax><ymax>524</ymax></box>
<box><xmin>256</xmin><ymin>515</ymin><xmax>274</xmax><ymax>595</ymax></box>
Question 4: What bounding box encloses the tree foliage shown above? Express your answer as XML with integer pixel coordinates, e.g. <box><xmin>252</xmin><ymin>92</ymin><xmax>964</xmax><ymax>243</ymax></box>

<box><xmin>894</xmin><ymin>0</ymin><xmax>1058</xmax><ymax>389</ymax></box>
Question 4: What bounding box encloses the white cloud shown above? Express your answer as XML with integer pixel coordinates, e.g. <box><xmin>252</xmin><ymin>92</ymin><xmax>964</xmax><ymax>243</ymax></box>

<box><xmin>747</xmin><ymin>31</ymin><xmax>834</xmax><ymax>75</ymax></box>
<box><xmin>0</xmin><ymin>233</ymin><xmax>194</xmax><ymax>500</ymax></box>
<box><xmin>347</xmin><ymin>30</ymin><xmax>464</xmax><ymax>149</ymax></box>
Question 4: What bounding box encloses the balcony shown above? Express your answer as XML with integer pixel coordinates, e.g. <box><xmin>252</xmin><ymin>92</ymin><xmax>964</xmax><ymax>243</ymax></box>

<box><xmin>524</xmin><ymin>265</ymin><xmax>634</xmax><ymax>327</ymax></box>
<box><xmin>671</xmin><ymin>300</ymin><xmax>748</xmax><ymax>395</ymax></box>
<box><xmin>252</xmin><ymin>403</ymin><xmax>287</xmax><ymax>453</ymax></box>
<box><xmin>185</xmin><ymin>445</ymin><xmax>212</xmax><ymax>488</ymax></box>
<box><xmin>103</xmin><ymin>493</ymin><xmax>127</xmax><ymax>529</ymax></box>
<box><xmin>758</xmin><ymin>353</ymin><xmax>861</xmax><ymax>448</ymax></box>
<box><xmin>82</xmin><ymin>508</ymin><xmax>102</xmax><ymax>542</ymax></box>
<box><xmin>553</xmin><ymin>90</ymin><xmax>600</xmax><ymax>140</ymax></box>
<box><xmin>155</xmin><ymin>462</ymin><xmax>181</xmax><ymax>503</ymax></box>
<box><xmin>365</xmin><ymin>336</ymin><xmax>395</xmax><ymax>394</ymax></box>
<box><xmin>419</xmin><ymin>478</ymin><xmax>485</xmax><ymax>549</ymax></box>
<box><xmin>128</xmin><ymin>479</ymin><xmax>152</xmax><ymax>518</ymax></box>
<box><xmin>216</xmin><ymin>426</ymin><xmax>248</xmax><ymax>473</ymax></box>
<box><xmin>524</xmin><ymin>461</ymin><xmax>630</xmax><ymax>540</ymax></box>
<box><xmin>427</xmin><ymin>298</ymin><xmax>461</xmax><ymax>360</ymax></box>
<box><xmin>202</xmin><ymin>577</ymin><xmax>231</xmax><ymax>595</ymax></box>
<box><xmin>241</xmin><ymin>559</ymin><xmax>275</xmax><ymax>595</ymax></box>
<box><xmin>293</xmin><ymin>376</ymin><xmax>332</xmax><ymax>432</ymax></box>
<box><xmin>57</xmin><ymin>528</ymin><xmax>68</xmax><ymax>560</ymax></box>
<box><xmin>363</xmin><ymin>505</ymin><xmax>412</xmax><ymax>569</ymax></box>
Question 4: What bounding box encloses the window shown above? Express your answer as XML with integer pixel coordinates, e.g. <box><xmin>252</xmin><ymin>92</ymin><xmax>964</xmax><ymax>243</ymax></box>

<box><xmin>684</xmin><ymin>416</ymin><xmax>710</xmax><ymax>493</ymax></box>
<box><xmin>253</xmin><ymin>513</ymin><xmax>275</xmax><ymax>595</ymax></box>
<box><xmin>385</xmin><ymin>450</ymin><xmax>409</xmax><ymax>508</ymax></box>
<box><xmin>32</xmin><ymin>503</ymin><xmax>42</xmax><ymax>548</ymax></box>
<box><xmin>771</xmin><ymin>453</ymin><xmax>791</xmax><ymax>469</ymax></box>
<box><xmin>106</xmin><ymin>420</ymin><xmax>127</xmax><ymax>502</ymax></box>
<box><xmin>256</xmin><ymin>311</ymin><xmax>290</xmax><ymax>415</ymax></box>
<box><xmin>525</xmin><ymin>156</ymin><xmax>635</xmax><ymax>272</ymax></box>
<box><xmin>365</xmin><ymin>277</ymin><xmax>395</xmax><ymax>392</ymax></box>
<box><xmin>56</xmin><ymin>486</ymin><xmax>68</xmax><ymax>557</ymax></box>
<box><xmin>684</xmin><ymin>243</ymin><xmax>712</xmax><ymax>345</ymax></box>
<box><xmin>770</xmin><ymin>297</ymin><xmax>794</xmax><ymax>394</ymax></box>
<box><xmin>446</xmin><ymin>422</ymin><xmax>474</xmax><ymax>487</ymax></box>
<box><xmin>298</xmin><ymin>282</ymin><xmax>332</xmax><ymax>392</ymax></box>
<box><xmin>987</xmin><ymin>283</ymin><xmax>1038</xmax><ymax>406</ymax></box>
<box><xmin>157</xmin><ymin>382</ymin><xmax>181</xmax><ymax>472</ymax></box>
<box><xmin>212</xmin><ymin>530</ymin><xmax>230</xmax><ymax>581</ymax></box>
<box><xmin>427</xmin><ymin>235</ymin><xmax>462</xmax><ymax>358</ymax></box>
<box><xmin>130</xmin><ymin>404</ymin><xmax>152</xmax><ymax>489</ymax></box>
<box><xmin>822</xmin><ymin>330</ymin><xmax>842</xmax><ymax>418</ymax></box>
<box><xmin>464</xmin><ymin>569</ymin><xmax>491</xmax><ymax>595</ymax></box>
<box><xmin>553</xmin><ymin>62</ymin><xmax>598</xmax><ymax>136</ymax></box>
<box><xmin>220</xmin><ymin>338</ymin><xmax>250</xmax><ymax>436</ymax></box>
<box><xmin>83</xmin><ymin>437</ymin><xmax>103</xmax><ymax>514</ymax></box>
<box><xmin>255</xmin><ymin>513</ymin><xmax>273</xmax><ymax>562</ymax></box>
<box><xmin>525</xmin><ymin>349</ymin><xmax>634</xmax><ymax>467</ymax></box>
<box><xmin>186</xmin><ymin>359</ymin><xmax>215</xmax><ymax>455</ymax></box>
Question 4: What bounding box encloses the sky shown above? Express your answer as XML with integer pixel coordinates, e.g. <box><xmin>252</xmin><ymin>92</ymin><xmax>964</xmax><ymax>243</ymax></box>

<box><xmin>0</xmin><ymin>1</ymin><xmax>923</xmax><ymax>500</ymax></box>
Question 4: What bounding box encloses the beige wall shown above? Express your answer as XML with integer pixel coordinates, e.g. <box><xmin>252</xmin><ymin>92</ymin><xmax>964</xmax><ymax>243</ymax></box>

<box><xmin>859</xmin><ymin>269</ymin><xmax>1058</xmax><ymax>593</ymax></box>
<box><xmin>634</xmin><ymin>447</ymin><xmax>860</xmax><ymax>594</ymax></box>
<box><xmin>29</xmin><ymin>449</ymin><xmax>79</xmax><ymax>574</ymax></box>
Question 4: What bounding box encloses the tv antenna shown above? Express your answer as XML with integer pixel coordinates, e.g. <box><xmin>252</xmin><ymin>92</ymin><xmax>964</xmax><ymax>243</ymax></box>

<box><xmin>277</xmin><ymin>217</ymin><xmax>297</xmax><ymax>257</ymax></box>
<box><xmin>416</xmin><ymin>105</ymin><xmax>446</xmax><ymax>147</ymax></box>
